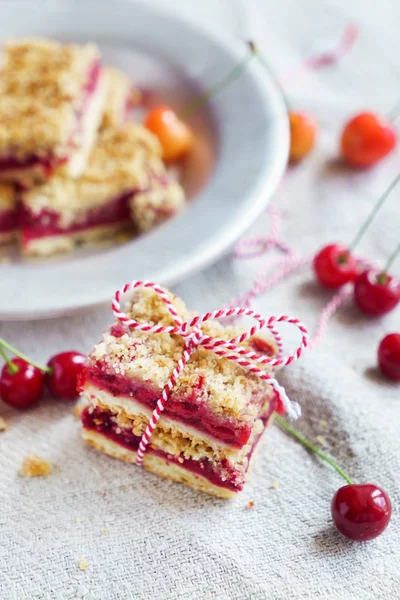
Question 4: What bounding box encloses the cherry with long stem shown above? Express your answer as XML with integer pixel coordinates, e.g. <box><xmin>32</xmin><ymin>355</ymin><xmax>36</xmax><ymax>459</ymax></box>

<box><xmin>354</xmin><ymin>240</ymin><xmax>400</xmax><ymax>316</ymax></box>
<box><xmin>252</xmin><ymin>43</ymin><xmax>318</xmax><ymax>163</ymax></box>
<box><xmin>275</xmin><ymin>414</ymin><xmax>392</xmax><ymax>541</ymax></box>
<box><xmin>314</xmin><ymin>174</ymin><xmax>400</xmax><ymax>289</ymax></box>
<box><xmin>145</xmin><ymin>42</ymin><xmax>258</xmax><ymax>162</ymax></box>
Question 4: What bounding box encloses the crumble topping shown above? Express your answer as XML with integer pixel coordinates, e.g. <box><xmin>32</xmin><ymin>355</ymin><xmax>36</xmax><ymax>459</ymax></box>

<box><xmin>101</xmin><ymin>66</ymin><xmax>132</xmax><ymax>129</ymax></box>
<box><xmin>0</xmin><ymin>416</ymin><xmax>8</xmax><ymax>431</ymax></box>
<box><xmin>84</xmin><ymin>124</ymin><xmax>162</xmax><ymax>181</ymax></box>
<box><xmin>131</xmin><ymin>178</ymin><xmax>186</xmax><ymax>232</ymax></box>
<box><xmin>1</xmin><ymin>39</ymin><xmax>98</xmax><ymax>101</ymax></box>
<box><xmin>0</xmin><ymin>97</ymin><xmax>74</xmax><ymax>158</ymax></box>
<box><xmin>0</xmin><ymin>183</ymin><xmax>17</xmax><ymax>211</ymax></box>
<box><xmin>0</xmin><ymin>39</ymin><xmax>100</xmax><ymax>156</ymax></box>
<box><xmin>22</xmin><ymin>125</ymin><xmax>165</xmax><ymax>227</ymax></box>
<box><xmin>88</xmin><ymin>287</ymin><xmax>277</xmax><ymax>420</ymax></box>
<box><xmin>19</xmin><ymin>454</ymin><xmax>52</xmax><ymax>477</ymax></box>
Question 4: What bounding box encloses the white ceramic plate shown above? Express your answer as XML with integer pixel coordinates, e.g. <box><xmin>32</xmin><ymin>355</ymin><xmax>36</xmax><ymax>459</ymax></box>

<box><xmin>0</xmin><ymin>0</ymin><xmax>289</xmax><ymax>320</ymax></box>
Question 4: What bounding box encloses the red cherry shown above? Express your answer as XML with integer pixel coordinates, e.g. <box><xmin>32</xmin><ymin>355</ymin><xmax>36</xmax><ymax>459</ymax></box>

<box><xmin>340</xmin><ymin>112</ymin><xmax>397</xmax><ymax>168</ymax></box>
<box><xmin>0</xmin><ymin>358</ymin><xmax>44</xmax><ymax>409</ymax></box>
<box><xmin>313</xmin><ymin>244</ymin><xmax>358</xmax><ymax>289</ymax></box>
<box><xmin>354</xmin><ymin>270</ymin><xmax>400</xmax><ymax>316</ymax></box>
<box><xmin>331</xmin><ymin>484</ymin><xmax>391</xmax><ymax>541</ymax></box>
<box><xmin>289</xmin><ymin>111</ymin><xmax>317</xmax><ymax>163</ymax></box>
<box><xmin>378</xmin><ymin>333</ymin><xmax>400</xmax><ymax>381</ymax></box>
<box><xmin>46</xmin><ymin>351</ymin><xmax>86</xmax><ymax>399</ymax></box>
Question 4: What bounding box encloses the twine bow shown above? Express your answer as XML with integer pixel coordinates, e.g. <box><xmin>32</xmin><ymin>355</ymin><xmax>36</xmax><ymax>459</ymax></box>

<box><xmin>112</xmin><ymin>281</ymin><xmax>309</xmax><ymax>465</ymax></box>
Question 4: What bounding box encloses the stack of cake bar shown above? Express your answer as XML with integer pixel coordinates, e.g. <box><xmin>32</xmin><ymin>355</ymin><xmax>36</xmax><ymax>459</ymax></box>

<box><xmin>79</xmin><ymin>287</ymin><xmax>278</xmax><ymax>498</ymax></box>
<box><xmin>0</xmin><ymin>39</ymin><xmax>185</xmax><ymax>256</ymax></box>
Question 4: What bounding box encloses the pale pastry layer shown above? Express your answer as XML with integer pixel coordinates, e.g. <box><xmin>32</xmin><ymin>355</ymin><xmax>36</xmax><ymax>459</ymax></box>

<box><xmin>63</xmin><ymin>69</ymin><xmax>107</xmax><ymax>179</ymax></box>
<box><xmin>82</xmin><ymin>385</ymin><xmax>266</xmax><ymax>463</ymax></box>
<box><xmin>101</xmin><ymin>66</ymin><xmax>132</xmax><ymax>129</ymax></box>
<box><xmin>83</xmin><ymin>429</ymin><xmax>237</xmax><ymax>499</ymax></box>
<box><xmin>21</xmin><ymin>222</ymin><xmax>132</xmax><ymax>257</ymax></box>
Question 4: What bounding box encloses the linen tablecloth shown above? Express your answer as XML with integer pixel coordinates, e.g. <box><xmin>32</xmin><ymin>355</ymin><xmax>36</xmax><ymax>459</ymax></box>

<box><xmin>1</xmin><ymin>1</ymin><xmax>399</xmax><ymax>598</ymax></box>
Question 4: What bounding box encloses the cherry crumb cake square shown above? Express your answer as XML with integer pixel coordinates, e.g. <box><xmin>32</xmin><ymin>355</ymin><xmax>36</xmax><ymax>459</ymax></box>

<box><xmin>20</xmin><ymin>124</ymin><xmax>185</xmax><ymax>256</ymax></box>
<box><xmin>0</xmin><ymin>183</ymin><xmax>18</xmax><ymax>244</ymax></box>
<box><xmin>79</xmin><ymin>287</ymin><xmax>279</xmax><ymax>498</ymax></box>
<box><xmin>0</xmin><ymin>39</ymin><xmax>106</xmax><ymax>184</ymax></box>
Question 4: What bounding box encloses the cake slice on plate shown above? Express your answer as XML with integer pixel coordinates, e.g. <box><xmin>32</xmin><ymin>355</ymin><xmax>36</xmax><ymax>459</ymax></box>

<box><xmin>0</xmin><ymin>39</ymin><xmax>106</xmax><ymax>183</ymax></box>
<box><xmin>79</xmin><ymin>286</ymin><xmax>279</xmax><ymax>498</ymax></box>
<box><xmin>19</xmin><ymin>125</ymin><xmax>185</xmax><ymax>256</ymax></box>
<box><xmin>0</xmin><ymin>183</ymin><xmax>18</xmax><ymax>244</ymax></box>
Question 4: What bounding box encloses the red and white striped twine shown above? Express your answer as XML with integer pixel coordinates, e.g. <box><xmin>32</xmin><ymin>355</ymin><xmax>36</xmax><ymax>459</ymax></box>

<box><xmin>280</xmin><ymin>22</ymin><xmax>359</xmax><ymax>88</ymax></box>
<box><xmin>112</xmin><ymin>280</ymin><xmax>309</xmax><ymax>465</ymax></box>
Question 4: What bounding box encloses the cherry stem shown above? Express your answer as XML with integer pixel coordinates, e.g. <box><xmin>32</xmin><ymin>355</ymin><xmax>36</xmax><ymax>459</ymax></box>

<box><xmin>381</xmin><ymin>242</ymin><xmax>400</xmax><ymax>277</ymax></box>
<box><xmin>179</xmin><ymin>41</ymin><xmax>257</xmax><ymax>120</ymax></box>
<box><xmin>275</xmin><ymin>414</ymin><xmax>354</xmax><ymax>485</ymax></box>
<box><xmin>0</xmin><ymin>345</ymin><xmax>18</xmax><ymax>374</ymax></box>
<box><xmin>348</xmin><ymin>173</ymin><xmax>400</xmax><ymax>253</ymax></box>
<box><xmin>0</xmin><ymin>337</ymin><xmax>52</xmax><ymax>374</ymax></box>
<box><xmin>252</xmin><ymin>45</ymin><xmax>290</xmax><ymax>112</ymax></box>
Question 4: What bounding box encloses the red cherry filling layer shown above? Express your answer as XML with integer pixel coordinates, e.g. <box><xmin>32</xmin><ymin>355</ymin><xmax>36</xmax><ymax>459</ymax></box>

<box><xmin>82</xmin><ymin>405</ymin><xmax>273</xmax><ymax>492</ymax></box>
<box><xmin>0</xmin><ymin>208</ymin><xmax>19</xmax><ymax>233</ymax></box>
<box><xmin>81</xmin><ymin>365</ymin><xmax>276</xmax><ymax>448</ymax></box>
<box><xmin>20</xmin><ymin>189</ymin><xmax>135</xmax><ymax>244</ymax></box>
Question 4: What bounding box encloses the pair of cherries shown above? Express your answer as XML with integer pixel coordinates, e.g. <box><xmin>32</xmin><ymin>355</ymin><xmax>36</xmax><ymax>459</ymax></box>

<box><xmin>314</xmin><ymin>244</ymin><xmax>400</xmax><ymax>380</ymax></box>
<box><xmin>0</xmin><ymin>351</ymin><xmax>85</xmax><ymax>409</ymax></box>
<box><xmin>290</xmin><ymin>110</ymin><xmax>396</xmax><ymax>167</ymax></box>
<box><xmin>314</xmin><ymin>243</ymin><xmax>399</xmax><ymax>316</ymax></box>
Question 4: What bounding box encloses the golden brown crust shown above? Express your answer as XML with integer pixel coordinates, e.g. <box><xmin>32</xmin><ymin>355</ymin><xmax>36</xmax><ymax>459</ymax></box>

<box><xmin>0</xmin><ymin>39</ymin><xmax>100</xmax><ymax>157</ymax></box>
<box><xmin>89</xmin><ymin>287</ymin><xmax>277</xmax><ymax>422</ymax></box>
<box><xmin>82</xmin><ymin>429</ymin><xmax>236</xmax><ymax>498</ymax></box>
